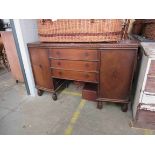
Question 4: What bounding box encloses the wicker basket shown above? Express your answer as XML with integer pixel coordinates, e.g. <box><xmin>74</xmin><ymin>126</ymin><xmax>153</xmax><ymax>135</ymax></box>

<box><xmin>38</xmin><ymin>19</ymin><xmax>129</xmax><ymax>42</ymax></box>
<box><xmin>142</xmin><ymin>20</ymin><xmax>155</xmax><ymax>40</ymax></box>
<box><xmin>132</xmin><ymin>19</ymin><xmax>145</xmax><ymax>35</ymax></box>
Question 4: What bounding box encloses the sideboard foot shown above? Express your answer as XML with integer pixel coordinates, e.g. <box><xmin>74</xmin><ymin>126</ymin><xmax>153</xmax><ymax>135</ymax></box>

<box><xmin>121</xmin><ymin>103</ymin><xmax>128</xmax><ymax>112</ymax></box>
<box><xmin>97</xmin><ymin>101</ymin><xmax>103</xmax><ymax>109</ymax></box>
<box><xmin>37</xmin><ymin>89</ymin><xmax>44</xmax><ymax>96</ymax></box>
<box><xmin>52</xmin><ymin>92</ymin><xmax>57</xmax><ymax>101</ymax></box>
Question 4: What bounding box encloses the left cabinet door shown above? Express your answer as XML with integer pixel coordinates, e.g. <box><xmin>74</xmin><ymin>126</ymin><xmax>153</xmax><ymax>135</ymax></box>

<box><xmin>29</xmin><ymin>47</ymin><xmax>53</xmax><ymax>91</ymax></box>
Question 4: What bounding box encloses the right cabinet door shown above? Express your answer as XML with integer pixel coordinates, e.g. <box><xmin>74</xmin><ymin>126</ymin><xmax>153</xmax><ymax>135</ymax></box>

<box><xmin>99</xmin><ymin>49</ymin><xmax>137</xmax><ymax>101</ymax></box>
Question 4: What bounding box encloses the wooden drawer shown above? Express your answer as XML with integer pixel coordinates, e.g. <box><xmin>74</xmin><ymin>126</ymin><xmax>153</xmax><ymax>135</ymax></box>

<box><xmin>49</xmin><ymin>49</ymin><xmax>99</xmax><ymax>61</ymax></box>
<box><xmin>145</xmin><ymin>75</ymin><xmax>155</xmax><ymax>93</ymax></box>
<box><xmin>148</xmin><ymin>60</ymin><xmax>155</xmax><ymax>76</ymax></box>
<box><xmin>51</xmin><ymin>69</ymin><xmax>98</xmax><ymax>83</ymax></box>
<box><xmin>82</xmin><ymin>83</ymin><xmax>97</xmax><ymax>101</ymax></box>
<box><xmin>50</xmin><ymin>59</ymin><xmax>99</xmax><ymax>72</ymax></box>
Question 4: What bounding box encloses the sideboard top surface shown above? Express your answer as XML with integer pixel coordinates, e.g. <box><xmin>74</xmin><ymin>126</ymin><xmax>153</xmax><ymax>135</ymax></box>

<box><xmin>28</xmin><ymin>40</ymin><xmax>139</xmax><ymax>49</ymax></box>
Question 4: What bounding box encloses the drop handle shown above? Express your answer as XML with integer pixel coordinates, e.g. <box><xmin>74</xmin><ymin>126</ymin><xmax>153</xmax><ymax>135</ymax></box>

<box><xmin>39</xmin><ymin>64</ymin><xmax>42</xmax><ymax>68</ymax></box>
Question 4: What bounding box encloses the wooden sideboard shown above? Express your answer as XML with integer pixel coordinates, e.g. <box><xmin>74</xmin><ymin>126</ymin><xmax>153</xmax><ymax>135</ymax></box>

<box><xmin>28</xmin><ymin>40</ymin><xmax>139</xmax><ymax>112</ymax></box>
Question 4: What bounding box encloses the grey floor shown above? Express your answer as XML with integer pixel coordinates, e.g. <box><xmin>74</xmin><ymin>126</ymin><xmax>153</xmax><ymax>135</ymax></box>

<box><xmin>0</xmin><ymin>67</ymin><xmax>154</xmax><ymax>135</ymax></box>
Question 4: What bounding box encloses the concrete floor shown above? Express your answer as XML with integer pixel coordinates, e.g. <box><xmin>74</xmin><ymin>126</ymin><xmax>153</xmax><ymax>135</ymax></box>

<box><xmin>0</xmin><ymin>67</ymin><xmax>154</xmax><ymax>135</ymax></box>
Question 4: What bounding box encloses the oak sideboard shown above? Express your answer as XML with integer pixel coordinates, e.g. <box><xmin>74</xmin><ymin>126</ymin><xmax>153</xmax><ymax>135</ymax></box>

<box><xmin>28</xmin><ymin>40</ymin><xmax>139</xmax><ymax>112</ymax></box>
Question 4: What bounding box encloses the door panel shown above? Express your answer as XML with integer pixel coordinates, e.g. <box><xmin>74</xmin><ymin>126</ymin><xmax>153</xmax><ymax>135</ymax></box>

<box><xmin>29</xmin><ymin>47</ymin><xmax>53</xmax><ymax>90</ymax></box>
<box><xmin>99</xmin><ymin>49</ymin><xmax>136</xmax><ymax>101</ymax></box>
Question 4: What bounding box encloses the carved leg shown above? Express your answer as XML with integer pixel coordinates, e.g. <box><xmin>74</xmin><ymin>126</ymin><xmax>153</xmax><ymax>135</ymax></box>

<box><xmin>121</xmin><ymin>103</ymin><xmax>128</xmax><ymax>112</ymax></box>
<box><xmin>37</xmin><ymin>89</ymin><xmax>44</xmax><ymax>96</ymax></box>
<box><xmin>52</xmin><ymin>92</ymin><xmax>57</xmax><ymax>101</ymax></box>
<box><xmin>97</xmin><ymin>101</ymin><xmax>103</xmax><ymax>109</ymax></box>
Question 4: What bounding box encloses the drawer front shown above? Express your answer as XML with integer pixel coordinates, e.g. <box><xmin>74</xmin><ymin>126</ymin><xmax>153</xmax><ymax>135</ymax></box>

<box><xmin>145</xmin><ymin>75</ymin><xmax>155</xmax><ymax>93</ymax></box>
<box><xmin>148</xmin><ymin>60</ymin><xmax>155</xmax><ymax>76</ymax></box>
<box><xmin>50</xmin><ymin>59</ymin><xmax>99</xmax><ymax>72</ymax></box>
<box><xmin>51</xmin><ymin>69</ymin><xmax>98</xmax><ymax>83</ymax></box>
<box><xmin>49</xmin><ymin>49</ymin><xmax>99</xmax><ymax>61</ymax></box>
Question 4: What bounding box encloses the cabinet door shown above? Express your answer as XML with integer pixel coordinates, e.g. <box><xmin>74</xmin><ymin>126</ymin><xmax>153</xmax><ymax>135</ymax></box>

<box><xmin>29</xmin><ymin>47</ymin><xmax>53</xmax><ymax>91</ymax></box>
<box><xmin>99</xmin><ymin>49</ymin><xmax>137</xmax><ymax>101</ymax></box>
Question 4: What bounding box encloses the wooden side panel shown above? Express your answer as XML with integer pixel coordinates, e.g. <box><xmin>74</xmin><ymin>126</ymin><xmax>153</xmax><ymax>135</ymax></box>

<box><xmin>29</xmin><ymin>47</ymin><xmax>53</xmax><ymax>90</ymax></box>
<box><xmin>1</xmin><ymin>31</ymin><xmax>24</xmax><ymax>82</ymax></box>
<box><xmin>99</xmin><ymin>49</ymin><xmax>137</xmax><ymax>101</ymax></box>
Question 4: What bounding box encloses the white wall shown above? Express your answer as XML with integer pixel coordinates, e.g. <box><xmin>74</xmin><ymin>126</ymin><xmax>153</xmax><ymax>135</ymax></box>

<box><xmin>13</xmin><ymin>19</ymin><xmax>39</xmax><ymax>96</ymax></box>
